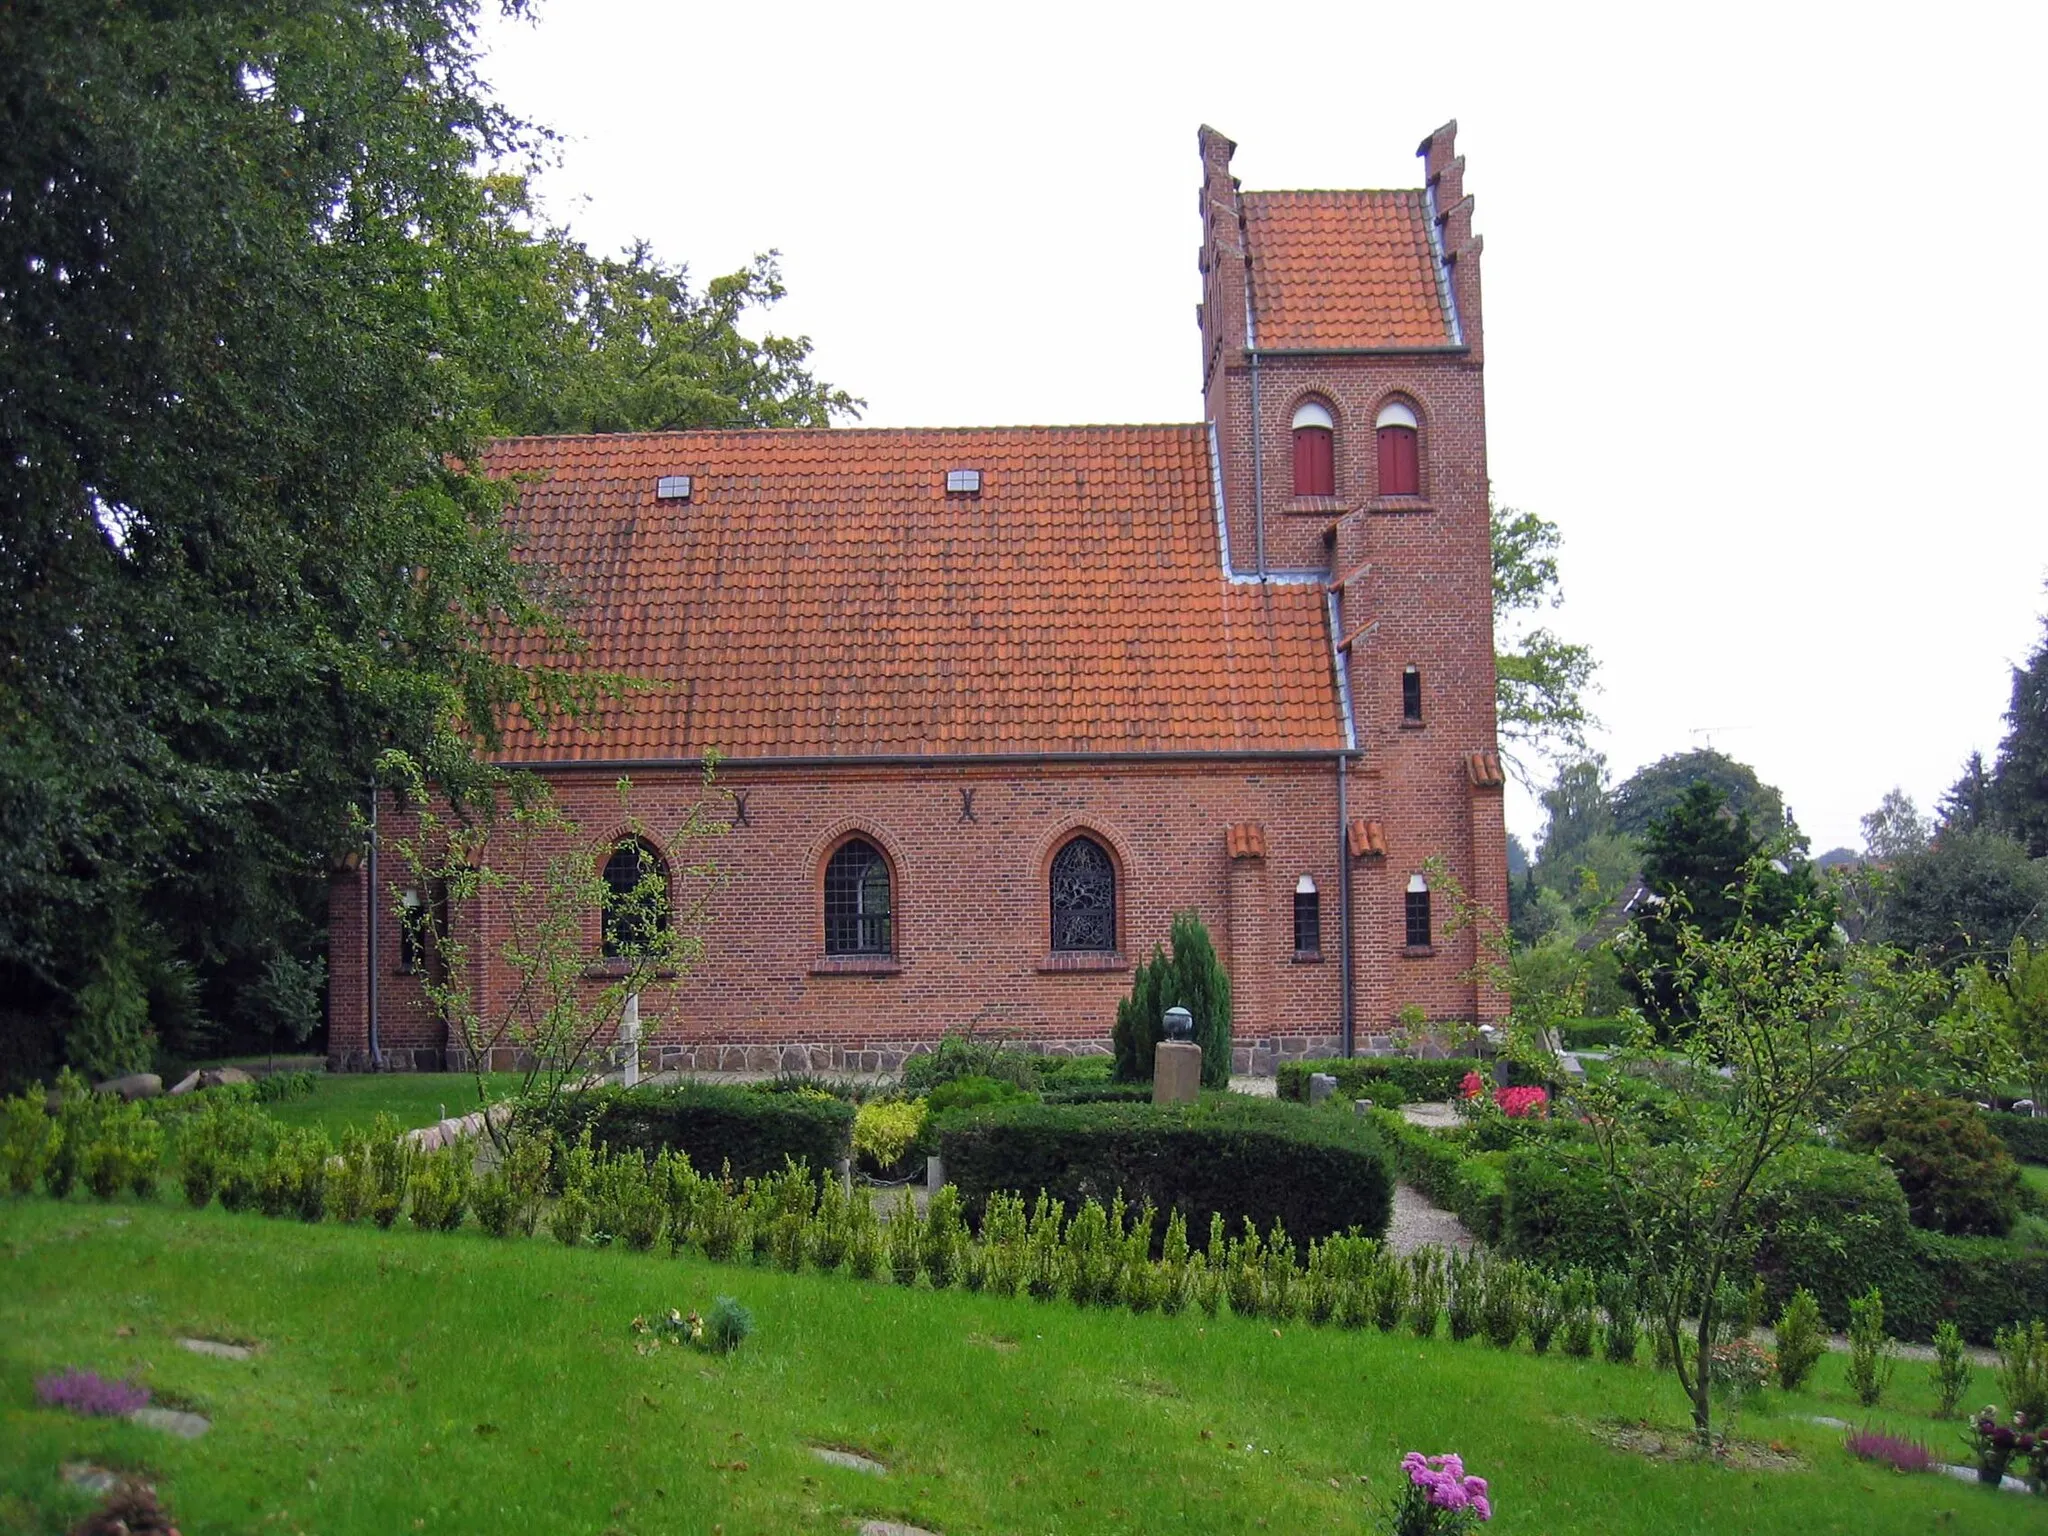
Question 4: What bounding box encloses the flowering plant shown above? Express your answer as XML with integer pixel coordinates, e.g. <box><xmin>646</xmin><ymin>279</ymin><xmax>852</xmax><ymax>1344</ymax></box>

<box><xmin>1387</xmin><ymin>1451</ymin><xmax>1492</xmax><ymax>1534</ymax></box>
<box><xmin>1459</xmin><ymin>1073</ymin><xmax>1486</xmax><ymax>1102</ymax></box>
<box><xmin>1966</xmin><ymin>1406</ymin><xmax>2036</xmax><ymax>1485</ymax></box>
<box><xmin>35</xmin><ymin>1368</ymin><xmax>150</xmax><ymax>1418</ymax></box>
<box><xmin>1497</xmin><ymin>1086</ymin><xmax>1549</xmax><ymax>1120</ymax></box>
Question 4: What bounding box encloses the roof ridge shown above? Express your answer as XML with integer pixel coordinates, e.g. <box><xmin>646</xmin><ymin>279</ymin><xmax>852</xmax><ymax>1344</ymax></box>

<box><xmin>488</xmin><ymin>422</ymin><xmax>1207</xmax><ymax>447</ymax></box>
<box><xmin>1244</xmin><ymin>187</ymin><xmax>1422</xmax><ymax>199</ymax></box>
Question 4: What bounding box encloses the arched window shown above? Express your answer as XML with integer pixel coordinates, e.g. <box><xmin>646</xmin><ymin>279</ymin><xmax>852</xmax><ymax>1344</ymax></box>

<box><xmin>602</xmin><ymin>839</ymin><xmax>670</xmax><ymax>959</ymax></box>
<box><xmin>1293</xmin><ymin>875</ymin><xmax>1321</xmax><ymax>957</ymax></box>
<box><xmin>824</xmin><ymin>838</ymin><xmax>893</xmax><ymax>955</ymax></box>
<box><xmin>1050</xmin><ymin>835</ymin><xmax>1117</xmax><ymax>952</ymax></box>
<box><xmin>1402</xmin><ymin>664</ymin><xmax>1423</xmax><ymax>722</ymax></box>
<box><xmin>1291</xmin><ymin>400</ymin><xmax>1335</xmax><ymax>497</ymax></box>
<box><xmin>1376</xmin><ymin>400</ymin><xmax>1420</xmax><ymax>496</ymax></box>
<box><xmin>1405</xmin><ymin>872</ymin><xmax>1433</xmax><ymax>950</ymax></box>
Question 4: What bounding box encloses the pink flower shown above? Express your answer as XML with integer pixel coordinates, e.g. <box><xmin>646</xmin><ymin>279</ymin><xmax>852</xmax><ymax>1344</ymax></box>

<box><xmin>1460</xmin><ymin>1072</ymin><xmax>1486</xmax><ymax>1100</ymax></box>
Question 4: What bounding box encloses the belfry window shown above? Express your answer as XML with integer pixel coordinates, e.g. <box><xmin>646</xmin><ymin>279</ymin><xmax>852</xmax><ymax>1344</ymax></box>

<box><xmin>1402</xmin><ymin>665</ymin><xmax>1423</xmax><ymax>723</ymax></box>
<box><xmin>1291</xmin><ymin>401</ymin><xmax>1335</xmax><ymax>497</ymax></box>
<box><xmin>1050</xmin><ymin>835</ymin><xmax>1117</xmax><ymax>952</ymax></box>
<box><xmin>824</xmin><ymin>839</ymin><xmax>893</xmax><ymax>956</ymax></box>
<box><xmin>1376</xmin><ymin>400</ymin><xmax>1420</xmax><ymax>497</ymax></box>
<box><xmin>1405</xmin><ymin>872</ymin><xmax>1433</xmax><ymax>950</ymax></box>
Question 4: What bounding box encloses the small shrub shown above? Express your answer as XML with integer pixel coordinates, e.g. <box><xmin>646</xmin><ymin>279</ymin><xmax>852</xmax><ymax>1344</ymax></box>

<box><xmin>1370</xmin><ymin>1247</ymin><xmax>1408</xmax><ymax>1333</ymax></box>
<box><xmin>368</xmin><ymin>1114</ymin><xmax>412</xmax><ymax>1229</ymax></box>
<box><xmin>1479</xmin><ymin>1258</ymin><xmax>1526</xmax><ymax>1350</ymax></box>
<box><xmin>846</xmin><ymin>1185</ymin><xmax>883</xmax><ymax>1281</ymax></box>
<box><xmin>706</xmin><ymin>1295</ymin><xmax>753</xmax><ymax>1353</ymax></box>
<box><xmin>1841</xmin><ymin>1091</ymin><xmax>2022</xmax><ymax>1237</ymax></box>
<box><xmin>331</xmin><ymin>1126</ymin><xmax>378</xmax><ymax>1224</ymax></box>
<box><xmin>885</xmin><ymin>1190</ymin><xmax>922</xmax><ymax>1286</ymax></box>
<box><xmin>251</xmin><ymin>1069</ymin><xmax>317</xmax><ymax>1103</ymax></box>
<box><xmin>1709</xmin><ymin>1337</ymin><xmax>1773</xmax><ymax>1415</ymax></box>
<box><xmin>1406</xmin><ymin>1248</ymin><xmax>1445</xmax><ymax>1339</ymax></box>
<box><xmin>1389</xmin><ymin>1450</ymin><xmax>1493</xmax><ymax>1531</ymax></box>
<box><xmin>34</xmin><ymin>1368</ymin><xmax>149</xmax><ymax>1418</ymax></box>
<box><xmin>901</xmin><ymin>1030</ymin><xmax>1041</xmax><ymax>1094</ymax></box>
<box><xmin>1845</xmin><ymin>1427</ymin><xmax>1933</xmax><ymax>1474</ymax></box>
<box><xmin>1497</xmin><ymin>1086</ymin><xmax>1548</xmax><ymax>1120</ymax></box>
<box><xmin>1446</xmin><ymin>1249</ymin><xmax>1484</xmax><ymax>1343</ymax></box>
<box><xmin>472</xmin><ymin>1171</ymin><xmax>518</xmax><ymax>1237</ymax></box>
<box><xmin>1846</xmin><ymin>1288</ymin><xmax>1897</xmax><ymax>1407</ymax></box>
<box><xmin>922</xmin><ymin>1183</ymin><xmax>968</xmax><ymax>1289</ymax></box>
<box><xmin>922</xmin><ymin>1075</ymin><xmax>1029</xmax><ymax>1117</ymax></box>
<box><xmin>1558</xmin><ymin>1269</ymin><xmax>1597</xmax><ymax>1359</ymax></box>
<box><xmin>854</xmin><ymin>1098</ymin><xmax>928</xmax><ymax>1177</ymax></box>
<box><xmin>1525</xmin><ymin>1270</ymin><xmax>1562</xmax><ymax>1355</ymax></box>
<box><xmin>2</xmin><ymin>1093</ymin><xmax>56</xmax><ymax>1194</ymax></box>
<box><xmin>1599</xmin><ymin>1271</ymin><xmax>1639</xmax><ymax>1365</ymax></box>
<box><xmin>982</xmin><ymin>1190</ymin><xmax>1029</xmax><ymax>1298</ymax></box>
<box><xmin>807</xmin><ymin>1172</ymin><xmax>853</xmax><ymax>1273</ymax></box>
<box><xmin>1025</xmin><ymin>1193</ymin><xmax>1068</xmax><ymax>1302</ymax></box>
<box><xmin>1773</xmin><ymin>1288</ymin><xmax>1827</xmax><ymax>1391</ymax></box>
<box><xmin>1929</xmin><ymin>1320</ymin><xmax>1973</xmax><ymax>1418</ymax></box>
<box><xmin>408</xmin><ymin>1143</ymin><xmax>470</xmax><ymax>1232</ymax></box>
<box><xmin>1996</xmin><ymin>1319</ymin><xmax>2048</xmax><ymax>1426</ymax></box>
<box><xmin>1065</xmin><ymin>1198</ymin><xmax>1119</xmax><ymax>1307</ymax></box>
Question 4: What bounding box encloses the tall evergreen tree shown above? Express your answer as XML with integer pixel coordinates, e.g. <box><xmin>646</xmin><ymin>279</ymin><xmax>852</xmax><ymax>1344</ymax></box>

<box><xmin>1991</xmin><ymin>615</ymin><xmax>2048</xmax><ymax>857</ymax></box>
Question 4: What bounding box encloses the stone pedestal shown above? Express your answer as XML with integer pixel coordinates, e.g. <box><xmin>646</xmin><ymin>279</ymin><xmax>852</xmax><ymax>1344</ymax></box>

<box><xmin>1154</xmin><ymin>1041</ymin><xmax>1202</xmax><ymax>1105</ymax></box>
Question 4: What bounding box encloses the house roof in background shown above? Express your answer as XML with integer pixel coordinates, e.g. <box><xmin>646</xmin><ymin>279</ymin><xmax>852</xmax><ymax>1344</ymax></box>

<box><xmin>487</xmin><ymin>427</ymin><xmax>1346</xmax><ymax>763</ymax></box>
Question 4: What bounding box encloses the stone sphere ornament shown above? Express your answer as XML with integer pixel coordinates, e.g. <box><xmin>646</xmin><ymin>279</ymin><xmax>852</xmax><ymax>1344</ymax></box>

<box><xmin>1163</xmin><ymin>1006</ymin><xmax>1194</xmax><ymax>1042</ymax></box>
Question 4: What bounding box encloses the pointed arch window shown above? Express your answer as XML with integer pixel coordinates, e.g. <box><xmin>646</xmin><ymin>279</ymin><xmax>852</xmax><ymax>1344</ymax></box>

<box><xmin>824</xmin><ymin>838</ymin><xmax>893</xmax><ymax>956</ymax></box>
<box><xmin>1291</xmin><ymin>400</ymin><xmax>1336</xmax><ymax>497</ymax></box>
<box><xmin>602</xmin><ymin>839</ymin><xmax>670</xmax><ymax>958</ymax></box>
<box><xmin>1050</xmin><ymin>835</ymin><xmax>1117</xmax><ymax>952</ymax></box>
<box><xmin>1376</xmin><ymin>400</ymin><xmax>1420</xmax><ymax>496</ymax></box>
<box><xmin>1293</xmin><ymin>875</ymin><xmax>1322</xmax><ymax>957</ymax></box>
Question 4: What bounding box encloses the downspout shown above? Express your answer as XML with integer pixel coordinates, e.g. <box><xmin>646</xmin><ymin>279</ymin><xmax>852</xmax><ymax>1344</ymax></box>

<box><xmin>1338</xmin><ymin>755</ymin><xmax>1354</xmax><ymax>1058</ymax></box>
<box><xmin>366</xmin><ymin>785</ymin><xmax>382</xmax><ymax>1071</ymax></box>
<box><xmin>1250</xmin><ymin>349</ymin><xmax>1267</xmax><ymax>578</ymax></box>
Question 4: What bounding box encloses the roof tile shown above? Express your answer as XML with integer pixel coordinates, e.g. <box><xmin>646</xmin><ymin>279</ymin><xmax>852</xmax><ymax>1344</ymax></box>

<box><xmin>1243</xmin><ymin>191</ymin><xmax>1450</xmax><ymax>350</ymax></box>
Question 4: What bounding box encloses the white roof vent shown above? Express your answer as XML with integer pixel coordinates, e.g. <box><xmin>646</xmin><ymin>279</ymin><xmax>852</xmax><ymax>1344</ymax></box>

<box><xmin>655</xmin><ymin>475</ymin><xmax>693</xmax><ymax>502</ymax></box>
<box><xmin>945</xmin><ymin>468</ymin><xmax>983</xmax><ymax>495</ymax></box>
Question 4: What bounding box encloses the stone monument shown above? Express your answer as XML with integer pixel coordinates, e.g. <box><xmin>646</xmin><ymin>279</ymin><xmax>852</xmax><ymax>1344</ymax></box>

<box><xmin>1154</xmin><ymin>1006</ymin><xmax>1202</xmax><ymax>1105</ymax></box>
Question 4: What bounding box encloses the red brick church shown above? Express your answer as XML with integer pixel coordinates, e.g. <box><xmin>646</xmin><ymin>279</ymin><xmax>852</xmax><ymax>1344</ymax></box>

<box><xmin>327</xmin><ymin>122</ymin><xmax>1509</xmax><ymax>1074</ymax></box>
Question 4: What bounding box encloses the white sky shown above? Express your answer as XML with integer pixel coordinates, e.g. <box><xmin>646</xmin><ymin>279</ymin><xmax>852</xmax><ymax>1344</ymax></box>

<box><xmin>479</xmin><ymin>0</ymin><xmax>2047</xmax><ymax>856</ymax></box>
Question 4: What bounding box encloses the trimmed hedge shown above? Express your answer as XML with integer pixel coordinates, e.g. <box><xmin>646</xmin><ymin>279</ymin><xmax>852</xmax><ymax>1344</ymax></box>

<box><xmin>1989</xmin><ymin>1111</ymin><xmax>2048</xmax><ymax>1166</ymax></box>
<box><xmin>1499</xmin><ymin>1147</ymin><xmax>1632</xmax><ymax>1274</ymax></box>
<box><xmin>1369</xmin><ymin>1109</ymin><xmax>1503</xmax><ymax>1243</ymax></box>
<box><xmin>1558</xmin><ymin>1020</ymin><xmax>1635</xmax><ymax>1051</ymax></box>
<box><xmin>1275</xmin><ymin>1056</ymin><xmax>1485</xmax><ymax>1108</ymax></box>
<box><xmin>1038</xmin><ymin>1083</ymin><xmax>1157</xmax><ymax>1106</ymax></box>
<box><xmin>517</xmin><ymin>1083</ymin><xmax>852</xmax><ymax>1180</ymax></box>
<box><xmin>936</xmin><ymin>1096</ymin><xmax>1392</xmax><ymax>1249</ymax></box>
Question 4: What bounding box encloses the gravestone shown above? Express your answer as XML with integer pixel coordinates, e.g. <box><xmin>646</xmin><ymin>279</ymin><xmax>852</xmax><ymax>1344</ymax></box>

<box><xmin>1153</xmin><ymin>1041</ymin><xmax>1202</xmax><ymax>1105</ymax></box>
<box><xmin>1308</xmin><ymin>1072</ymin><xmax>1338</xmax><ymax>1105</ymax></box>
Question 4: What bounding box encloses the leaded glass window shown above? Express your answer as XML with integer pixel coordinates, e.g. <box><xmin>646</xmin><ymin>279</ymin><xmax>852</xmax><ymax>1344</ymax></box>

<box><xmin>824</xmin><ymin>839</ymin><xmax>892</xmax><ymax>956</ymax></box>
<box><xmin>1050</xmin><ymin>835</ymin><xmax>1116</xmax><ymax>952</ymax></box>
<box><xmin>603</xmin><ymin>840</ymin><xmax>669</xmax><ymax>958</ymax></box>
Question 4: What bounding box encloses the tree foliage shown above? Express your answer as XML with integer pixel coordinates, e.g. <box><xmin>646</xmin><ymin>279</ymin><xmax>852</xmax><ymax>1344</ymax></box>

<box><xmin>0</xmin><ymin>2</ymin><xmax>851</xmax><ymax>1080</ymax></box>
<box><xmin>1611</xmin><ymin>749</ymin><xmax>1790</xmax><ymax>842</ymax></box>
<box><xmin>1621</xmin><ymin>783</ymin><xmax>1826</xmax><ymax>1032</ymax></box>
<box><xmin>1873</xmin><ymin>830</ymin><xmax>2048</xmax><ymax>970</ymax></box>
<box><xmin>1991</xmin><ymin>613</ymin><xmax>2048</xmax><ymax>858</ymax></box>
<box><xmin>1490</xmin><ymin>502</ymin><xmax>1597</xmax><ymax>780</ymax></box>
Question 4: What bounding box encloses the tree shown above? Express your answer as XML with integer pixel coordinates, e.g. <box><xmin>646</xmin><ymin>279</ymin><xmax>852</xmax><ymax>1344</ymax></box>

<box><xmin>1953</xmin><ymin>938</ymin><xmax>2048</xmax><ymax>1110</ymax></box>
<box><xmin>1940</xmin><ymin>751</ymin><xmax>1995</xmax><ymax>833</ymax></box>
<box><xmin>1872</xmin><ymin>830</ymin><xmax>2048</xmax><ymax>970</ymax></box>
<box><xmin>1111</xmin><ymin>911</ymin><xmax>1233</xmax><ymax>1089</ymax></box>
<box><xmin>1535</xmin><ymin>756</ymin><xmax>1616</xmax><ymax>872</ymax></box>
<box><xmin>1491</xmin><ymin>502</ymin><xmax>1598</xmax><ymax>780</ymax></box>
<box><xmin>1861</xmin><ymin>789</ymin><xmax>1931</xmax><ymax>864</ymax></box>
<box><xmin>0</xmin><ymin>3</ymin><xmax>849</xmax><ymax>1082</ymax></box>
<box><xmin>382</xmin><ymin>760</ymin><xmax>722</xmax><ymax>1121</ymax></box>
<box><xmin>1611</xmin><ymin>750</ymin><xmax>1790</xmax><ymax>842</ymax></box>
<box><xmin>1621</xmin><ymin>783</ymin><xmax>1824</xmax><ymax>1031</ymax></box>
<box><xmin>1991</xmin><ymin>614</ymin><xmax>2048</xmax><ymax>857</ymax></box>
<box><xmin>1580</xmin><ymin>869</ymin><xmax>1947</xmax><ymax>1443</ymax></box>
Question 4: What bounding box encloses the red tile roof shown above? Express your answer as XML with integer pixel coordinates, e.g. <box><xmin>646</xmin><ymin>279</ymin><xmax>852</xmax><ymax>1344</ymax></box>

<box><xmin>1242</xmin><ymin>191</ymin><xmax>1451</xmax><ymax>350</ymax></box>
<box><xmin>487</xmin><ymin>428</ymin><xmax>1346</xmax><ymax>762</ymax></box>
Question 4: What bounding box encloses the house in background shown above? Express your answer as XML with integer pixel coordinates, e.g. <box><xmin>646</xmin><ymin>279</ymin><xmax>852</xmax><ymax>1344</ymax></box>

<box><xmin>327</xmin><ymin>122</ymin><xmax>1509</xmax><ymax>1074</ymax></box>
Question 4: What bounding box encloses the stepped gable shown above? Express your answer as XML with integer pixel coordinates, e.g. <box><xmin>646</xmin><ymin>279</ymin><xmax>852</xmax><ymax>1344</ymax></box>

<box><xmin>487</xmin><ymin>426</ymin><xmax>1346</xmax><ymax>762</ymax></box>
<box><xmin>1240</xmin><ymin>190</ymin><xmax>1451</xmax><ymax>350</ymax></box>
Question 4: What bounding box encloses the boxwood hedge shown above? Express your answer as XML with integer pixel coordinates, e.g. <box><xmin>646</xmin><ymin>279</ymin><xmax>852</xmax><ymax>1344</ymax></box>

<box><xmin>1988</xmin><ymin>1111</ymin><xmax>2048</xmax><ymax>1166</ymax></box>
<box><xmin>516</xmin><ymin>1083</ymin><xmax>852</xmax><ymax>1180</ymax></box>
<box><xmin>1368</xmin><ymin>1109</ymin><xmax>1503</xmax><ymax>1243</ymax></box>
<box><xmin>1275</xmin><ymin>1056</ymin><xmax>1485</xmax><ymax>1108</ymax></box>
<box><xmin>936</xmin><ymin>1096</ymin><xmax>1392</xmax><ymax>1250</ymax></box>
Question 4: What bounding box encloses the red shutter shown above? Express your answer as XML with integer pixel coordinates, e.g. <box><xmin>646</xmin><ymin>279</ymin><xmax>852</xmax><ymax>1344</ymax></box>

<box><xmin>1379</xmin><ymin>426</ymin><xmax>1419</xmax><ymax>496</ymax></box>
<box><xmin>1294</xmin><ymin>427</ymin><xmax>1333</xmax><ymax>497</ymax></box>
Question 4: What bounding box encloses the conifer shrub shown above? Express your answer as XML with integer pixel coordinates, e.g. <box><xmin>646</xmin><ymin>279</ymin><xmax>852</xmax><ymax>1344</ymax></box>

<box><xmin>1841</xmin><ymin>1091</ymin><xmax>2022</xmax><ymax>1237</ymax></box>
<box><xmin>1111</xmin><ymin>911</ymin><xmax>1232</xmax><ymax>1088</ymax></box>
<box><xmin>1773</xmin><ymin>1288</ymin><xmax>1827</xmax><ymax>1391</ymax></box>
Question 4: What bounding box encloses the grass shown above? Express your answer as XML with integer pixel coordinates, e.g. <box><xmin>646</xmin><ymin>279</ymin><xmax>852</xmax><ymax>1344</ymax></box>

<box><xmin>256</xmin><ymin>1072</ymin><xmax>531</xmax><ymax>1138</ymax></box>
<box><xmin>1</xmin><ymin>1199</ymin><xmax>2035</xmax><ymax>1535</ymax></box>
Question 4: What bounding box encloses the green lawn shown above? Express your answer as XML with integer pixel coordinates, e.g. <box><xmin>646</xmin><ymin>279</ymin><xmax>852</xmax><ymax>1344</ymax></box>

<box><xmin>256</xmin><ymin>1072</ymin><xmax>531</xmax><ymax>1138</ymax></box>
<box><xmin>2</xmin><ymin>1198</ymin><xmax>2033</xmax><ymax>1535</ymax></box>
